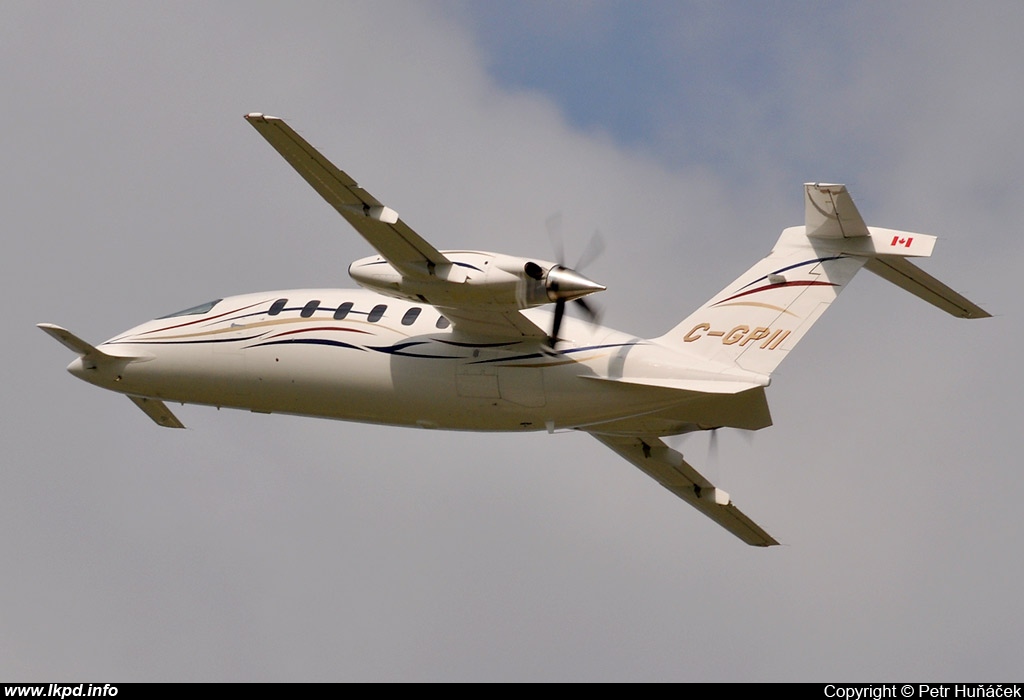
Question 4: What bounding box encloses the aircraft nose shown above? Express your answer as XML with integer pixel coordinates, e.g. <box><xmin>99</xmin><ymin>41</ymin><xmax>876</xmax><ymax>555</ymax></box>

<box><xmin>65</xmin><ymin>354</ymin><xmax>115</xmax><ymax>388</ymax></box>
<box><xmin>66</xmin><ymin>356</ymin><xmax>87</xmax><ymax>378</ymax></box>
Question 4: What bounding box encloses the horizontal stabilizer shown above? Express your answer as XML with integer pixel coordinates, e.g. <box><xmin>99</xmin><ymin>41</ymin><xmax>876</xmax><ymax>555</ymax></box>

<box><xmin>592</xmin><ymin>434</ymin><xmax>778</xmax><ymax>546</ymax></box>
<box><xmin>806</xmin><ymin>185</ymin><xmax>937</xmax><ymax>256</ymax></box>
<box><xmin>865</xmin><ymin>256</ymin><xmax>990</xmax><ymax>318</ymax></box>
<box><xmin>861</xmin><ymin>227</ymin><xmax>935</xmax><ymax>257</ymax></box>
<box><xmin>657</xmin><ymin>182</ymin><xmax>989</xmax><ymax>376</ymax></box>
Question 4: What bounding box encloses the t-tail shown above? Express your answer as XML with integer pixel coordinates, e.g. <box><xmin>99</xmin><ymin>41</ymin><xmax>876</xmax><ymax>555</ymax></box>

<box><xmin>655</xmin><ymin>183</ymin><xmax>990</xmax><ymax>377</ymax></box>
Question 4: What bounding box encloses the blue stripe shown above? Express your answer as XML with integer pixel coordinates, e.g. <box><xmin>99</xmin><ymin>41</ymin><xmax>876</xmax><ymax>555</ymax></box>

<box><xmin>737</xmin><ymin>255</ymin><xmax>847</xmax><ymax>291</ymax></box>
<box><xmin>248</xmin><ymin>338</ymin><xmax>365</xmax><ymax>351</ymax></box>
<box><xmin>470</xmin><ymin>341</ymin><xmax>641</xmax><ymax>364</ymax></box>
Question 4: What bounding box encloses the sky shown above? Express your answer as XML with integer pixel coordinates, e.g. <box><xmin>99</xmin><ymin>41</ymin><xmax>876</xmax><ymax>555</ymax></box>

<box><xmin>2</xmin><ymin>1</ymin><xmax>1021</xmax><ymax>682</ymax></box>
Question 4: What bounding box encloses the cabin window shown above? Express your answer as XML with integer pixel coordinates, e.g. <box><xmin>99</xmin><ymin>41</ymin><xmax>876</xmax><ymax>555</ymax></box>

<box><xmin>333</xmin><ymin>302</ymin><xmax>353</xmax><ymax>320</ymax></box>
<box><xmin>301</xmin><ymin>300</ymin><xmax>320</xmax><ymax>318</ymax></box>
<box><xmin>268</xmin><ymin>298</ymin><xmax>288</xmax><ymax>316</ymax></box>
<box><xmin>157</xmin><ymin>299</ymin><xmax>223</xmax><ymax>319</ymax></box>
<box><xmin>367</xmin><ymin>304</ymin><xmax>387</xmax><ymax>323</ymax></box>
<box><xmin>435</xmin><ymin>315</ymin><xmax>451</xmax><ymax>329</ymax></box>
<box><xmin>401</xmin><ymin>307</ymin><xmax>421</xmax><ymax>326</ymax></box>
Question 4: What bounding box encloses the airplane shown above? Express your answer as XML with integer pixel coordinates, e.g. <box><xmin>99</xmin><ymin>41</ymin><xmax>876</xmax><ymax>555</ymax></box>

<box><xmin>38</xmin><ymin>112</ymin><xmax>990</xmax><ymax>547</ymax></box>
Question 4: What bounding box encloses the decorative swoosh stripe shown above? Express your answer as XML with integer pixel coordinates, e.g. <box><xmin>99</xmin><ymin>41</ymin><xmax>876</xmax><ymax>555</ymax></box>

<box><xmin>267</xmin><ymin>326</ymin><xmax>372</xmax><ymax>339</ymax></box>
<box><xmin>713</xmin><ymin>279</ymin><xmax>837</xmax><ymax>307</ymax></box>
<box><xmin>247</xmin><ymin>338</ymin><xmax>366</xmax><ymax>351</ymax></box>
<box><xmin>469</xmin><ymin>341</ymin><xmax>640</xmax><ymax>365</ymax></box>
<box><xmin>471</xmin><ymin>352</ymin><xmax>545</xmax><ymax>364</ymax></box>
<box><xmin>367</xmin><ymin>341</ymin><xmax>428</xmax><ymax>353</ymax></box>
<box><xmin>363</xmin><ymin>259</ymin><xmax>484</xmax><ymax>273</ymax></box>
<box><xmin>434</xmin><ymin>339</ymin><xmax>521</xmax><ymax>348</ymax></box>
<box><xmin>709</xmin><ymin>300</ymin><xmax>800</xmax><ymax>315</ymax></box>
<box><xmin>736</xmin><ymin>255</ymin><xmax>847</xmax><ymax>292</ymax></box>
<box><xmin>122</xmin><ymin>319</ymin><xmax>375</xmax><ymax>345</ymax></box>
<box><xmin>111</xmin><ymin>320</ymin><xmax>639</xmax><ymax>366</ymax></box>
<box><xmin>107</xmin><ymin>333</ymin><xmax>268</xmax><ymax>346</ymax></box>
<box><xmin>135</xmin><ymin>300</ymin><xmax>270</xmax><ymax>336</ymax></box>
<box><xmin>368</xmin><ymin>342</ymin><xmax>457</xmax><ymax>358</ymax></box>
<box><xmin>249</xmin><ymin>337</ymin><xmax>456</xmax><ymax>359</ymax></box>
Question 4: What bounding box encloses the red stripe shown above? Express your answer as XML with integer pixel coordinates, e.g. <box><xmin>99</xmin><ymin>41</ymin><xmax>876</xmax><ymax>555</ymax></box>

<box><xmin>139</xmin><ymin>300</ymin><xmax>267</xmax><ymax>335</ymax></box>
<box><xmin>714</xmin><ymin>280</ymin><xmax>836</xmax><ymax>306</ymax></box>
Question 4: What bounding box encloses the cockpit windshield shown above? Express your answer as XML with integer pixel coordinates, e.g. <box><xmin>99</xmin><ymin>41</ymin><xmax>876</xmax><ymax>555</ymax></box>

<box><xmin>157</xmin><ymin>299</ymin><xmax>223</xmax><ymax>319</ymax></box>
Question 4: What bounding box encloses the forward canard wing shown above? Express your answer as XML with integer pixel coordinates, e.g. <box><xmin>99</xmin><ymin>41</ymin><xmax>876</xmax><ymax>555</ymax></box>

<box><xmin>37</xmin><ymin>323</ymin><xmax>186</xmax><ymax>429</ymax></box>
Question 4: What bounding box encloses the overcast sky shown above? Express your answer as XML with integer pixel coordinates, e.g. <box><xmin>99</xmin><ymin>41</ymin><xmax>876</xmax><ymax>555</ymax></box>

<box><xmin>2</xmin><ymin>1</ymin><xmax>1021</xmax><ymax>682</ymax></box>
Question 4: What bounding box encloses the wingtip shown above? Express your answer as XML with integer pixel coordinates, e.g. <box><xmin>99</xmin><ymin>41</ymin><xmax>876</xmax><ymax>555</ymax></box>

<box><xmin>37</xmin><ymin>323</ymin><xmax>99</xmax><ymax>356</ymax></box>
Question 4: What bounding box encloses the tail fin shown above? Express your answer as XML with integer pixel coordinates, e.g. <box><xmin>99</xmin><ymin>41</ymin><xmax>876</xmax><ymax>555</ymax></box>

<box><xmin>656</xmin><ymin>183</ymin><xmax>989</xmax><ymax>376</ymax></box>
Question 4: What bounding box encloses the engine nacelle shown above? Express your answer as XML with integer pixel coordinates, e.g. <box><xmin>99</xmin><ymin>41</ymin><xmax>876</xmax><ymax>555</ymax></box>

<box><xmin>347</xmin><ymin>250</ymin><xmax>604</xmax><ymax>310</ymax></box>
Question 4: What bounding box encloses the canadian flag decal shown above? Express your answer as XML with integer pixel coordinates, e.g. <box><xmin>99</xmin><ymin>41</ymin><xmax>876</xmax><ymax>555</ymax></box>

<box><xmin>891</xmin><ymin>235</ymin><xmax>914</xmax><ymax>248</ymax></box>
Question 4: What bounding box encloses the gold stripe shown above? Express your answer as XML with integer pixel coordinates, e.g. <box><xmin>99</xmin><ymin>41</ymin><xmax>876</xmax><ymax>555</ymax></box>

<box><xmin>712</xmin><ymin>301</ymin><xmax>799</xmax><ymax>316</ymax></box>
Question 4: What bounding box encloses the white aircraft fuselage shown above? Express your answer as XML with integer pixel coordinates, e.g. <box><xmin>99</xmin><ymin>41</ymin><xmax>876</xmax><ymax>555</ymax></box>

<box><xmin>40</xmin><ymin>113</ymin><xmax>990</xmax><ymax>547</ymax></box>
<box><xmin>68</xmin><ymin>287</ymin><xmax>770</xmax><ymax>436</ymax></box>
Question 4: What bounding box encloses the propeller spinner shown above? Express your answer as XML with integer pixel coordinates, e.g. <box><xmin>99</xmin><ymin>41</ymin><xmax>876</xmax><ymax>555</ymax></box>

<box><xmin>534</xmin><ymin>219</ymin><xmax>608</xmax><ymax>347</ymax></box>
<box><xmin>524</xmin><ymin>262</ymin><xmax>605</xmax><ymax>347</ymax></box>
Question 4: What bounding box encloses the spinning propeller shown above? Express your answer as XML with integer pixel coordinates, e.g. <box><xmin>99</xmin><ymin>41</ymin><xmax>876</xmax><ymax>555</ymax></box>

<box><xmin>537</xmin><ymin>214</ymin><xmax>606</xmax><ymax>347</ymax></box>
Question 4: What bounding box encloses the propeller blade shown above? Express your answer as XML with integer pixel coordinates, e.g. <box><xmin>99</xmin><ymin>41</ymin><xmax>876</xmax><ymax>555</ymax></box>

<box><xmin>707</xmin><ymin>428</ymin><xmax>720</xmax><ymax>465</ymax></box>
<box><xmin>540</xmin><ymin>215</ymin><xmax>607</xmax><ymax>346</ymax></box>
<box><xmin>548</xmin><ymin>299</ymin><xmax>566</xmax><ymax>347</ymax></box>
<box><xmin>574</xmin><ymin>229</ymin><xmax>606</xmax><ymax>271</ymax></box>
<box><xmin>545</xmin><ymin>212</ymin><xmax>565</xmax><ymax>265</ymax></box>
<box><xmin>573</xmin><ymin>296</ymin><xmax>601</xmax><ymax>323</ymax></box>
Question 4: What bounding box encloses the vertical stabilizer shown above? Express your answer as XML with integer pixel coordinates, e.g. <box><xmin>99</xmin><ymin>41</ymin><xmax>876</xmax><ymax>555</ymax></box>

<box><xmin>804</xmin><ymin>182</ymin><xmax>869</xmax><ymax>239</ymax></box>
<box><xmin>656</xmin><ymin>226</ymin><xmax>867</xmax><ymax>376</ymax></box>
<box><xmin>655</xmin><ymin>183</ymin><xmax>989</xmax><ymax>376</ymax></box>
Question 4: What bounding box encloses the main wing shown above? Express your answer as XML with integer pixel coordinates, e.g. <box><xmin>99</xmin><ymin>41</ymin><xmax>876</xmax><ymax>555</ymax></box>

<box><xmin>592</xmin><ymin>433</ymin><xmax>779</xmax><ymax>546</ymax></box>
<box><xmin>245</xmin><ymin>113</ymin><xmax>547</xmax><ymax>339</ymax></box>
<box><xmin>245</xmin><ymin>113</ymin><xmax>449</xmax><ymax>279</ymax></box>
